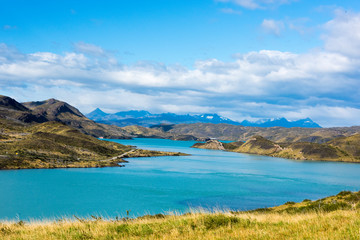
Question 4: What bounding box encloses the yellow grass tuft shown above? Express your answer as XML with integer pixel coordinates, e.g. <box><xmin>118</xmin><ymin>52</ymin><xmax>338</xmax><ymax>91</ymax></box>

<box><xmin>1</xmin><ymin>210</ymin><xmax>359</xmax><ymax>239</ymax></box>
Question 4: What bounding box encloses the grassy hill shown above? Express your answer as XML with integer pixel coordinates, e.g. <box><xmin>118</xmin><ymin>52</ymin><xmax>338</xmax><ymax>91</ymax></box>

<box><xmin>144</xmin><ymin>123</ymin><xmax>360</xmax><ymax>143</ymax></box>
<box><xmin>1</xmin><ymin>190</ymin><xmax>359</xmax><ymax>239</ymax></box>
<box><xmin>249</xmin><ymin>190</ymin><xmax>360</xmax><ymax>214</ymax></box>
<box><xmin>327</xmin><ymin>133</ymin><xmax>360</xmax><ymax>158</ymax></box>
<box><xmin>193</xmin><ymin>134</ymin><xmax>360</xmax><ymax>163</ymax></box>
<box><xmin>0</xmin><ymin>119</ymin><xmax>185</xmax><ymax>170</ymax></box>
<box><xmin>0</xmin><ymin>119</ymin><xmax>131</xmax><ymax>169</ymax></box>
<box><xmin>232</xmin><ymin>134</ymin><xmax>360</xmax><ymax>162</ymax></box>
<box><xmin>22</xmin><ymin>98</ymin><xmax>131</xmax><ymax>139</ymax></box>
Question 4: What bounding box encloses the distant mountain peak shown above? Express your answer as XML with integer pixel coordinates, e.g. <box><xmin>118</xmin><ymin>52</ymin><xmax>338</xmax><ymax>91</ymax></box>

<box><xmin>85</xmin><ymin>108</ymin><xmax>322</xmax><ymax>128</ymax></box>
<box><xmin>86</xmin><ymin>108</ymin><xmax>109</xmax><ymax>121</ymax></box>
<box><xmin>92</xmin><ymin>108</ymin><xmax>107</xmax><ymax>114</ymax></box>
<box><xmin>240</xmin><ymin>117</ymin><xmax>321</xmax><ymax>128</ymax></box>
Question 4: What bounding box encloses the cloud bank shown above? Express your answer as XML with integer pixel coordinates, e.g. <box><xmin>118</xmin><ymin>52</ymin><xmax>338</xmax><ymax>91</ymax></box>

<box><xmin>1</xmin><ymin>11</ymin><xmax>360</xmax><ymax>127</ymax></box>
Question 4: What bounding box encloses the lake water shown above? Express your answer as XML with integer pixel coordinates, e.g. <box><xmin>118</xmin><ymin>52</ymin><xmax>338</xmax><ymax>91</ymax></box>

<box><xmin>0</xmin><ymin>138</ymin><xmax>360</xmax><ymax>220</ymax></box>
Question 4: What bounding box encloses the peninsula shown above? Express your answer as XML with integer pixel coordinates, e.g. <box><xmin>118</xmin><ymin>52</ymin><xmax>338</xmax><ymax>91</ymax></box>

<box><xmin>192</xmin><ymin>135</ymin><xmax>360</xmax><ymax>163</ymax></box>
<box><xmin>0</xmin><ymin>95</ymin><xmax>186</xmax><ymax>170</ymax></box>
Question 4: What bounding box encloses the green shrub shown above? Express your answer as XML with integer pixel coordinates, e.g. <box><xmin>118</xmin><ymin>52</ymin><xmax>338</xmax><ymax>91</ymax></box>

<box><xmin>202</xmin><ymin>214</ymin><xmax>239</xmax><ymax>230</ymax></box>
<box><xmin>337</xmin><ymin>191</ymin><xmax>352</xmax><ymax>197</ymax></box>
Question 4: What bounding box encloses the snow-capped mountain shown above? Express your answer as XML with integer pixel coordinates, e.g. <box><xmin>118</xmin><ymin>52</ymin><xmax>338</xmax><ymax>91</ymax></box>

<box><xmin>86</xmin><ymin>109</ymin><xmax>321</xmax><ymax>128</ymax></box>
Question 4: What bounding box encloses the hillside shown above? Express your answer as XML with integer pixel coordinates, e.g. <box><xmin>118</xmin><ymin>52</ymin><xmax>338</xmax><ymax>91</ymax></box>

<box><xmin>1</xmin><ymin>190</ymin><xmax>359</xmax><ymax>239</ymax></box>
<box><xmin>193</xmin><ymin>134</ymin><xmax>360</xmax><ymax>163</ymax></box>
<box><xmin>0</xmin><ymin>119</ymin><xmax>132</xmax><ymax>169</ymax></box>
<box><xmin>233</xmin><ymin>136</ymin><xmax>283</xmax><ymax>155</ymax></box>
<box><xmin>192</xmin><ymin>139</ymin><xmax>226</xmax><ymax>150</ymax></box>
<box><xmin>0</xmin><ymin>95</ymin><xmax>48</xmax><ymax>124</ymax></box>
<box><xmin>327</xmin><ymin>133</ymin><xmax>360</xmax><ymax>158</ymax></box>
<box><xmin>0</xmin><ymin>115</ymin><xmax>186</xmax><ymax>170</ymax></box>
<box><xmin>0</xmin><ymin>95</ymin><xmax>131</xmax><ymax>139</ymax></box>
<box><xmin>22</xmin><ymin>98</ymin><xmax>131</xmax><ymax>139</ymax></box>
<box><xmin>250</xmin><ymin>190</ymin><xmax>360</xmax><ymax>214</ymax></box>
<box><xmin>232</xmin><ymin>136</ymin><xmax>350</xmax><ymax>162</ymax></box>
<box><xmin>145</xmin><ymin>123</ymin><xmax>360</xmax><ymax>143</ymax></box>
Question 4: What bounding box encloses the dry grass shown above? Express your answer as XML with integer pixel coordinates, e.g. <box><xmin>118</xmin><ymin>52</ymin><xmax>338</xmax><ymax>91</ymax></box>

<box><xmin>0</xmin><ymin>209</ymin><xmax>359</xmax><ymax>239</ymax></box>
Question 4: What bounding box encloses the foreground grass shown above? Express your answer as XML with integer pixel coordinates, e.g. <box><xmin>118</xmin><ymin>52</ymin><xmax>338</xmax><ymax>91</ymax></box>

<box><xmin>2</xmin><ymin>190</ymin><xmax>360</xmax><ymax>239</ymax></box>
<box><xmin>1</xmin><ymin>210</ymin><xmax>360</xmax><ymax>240</ymax></box>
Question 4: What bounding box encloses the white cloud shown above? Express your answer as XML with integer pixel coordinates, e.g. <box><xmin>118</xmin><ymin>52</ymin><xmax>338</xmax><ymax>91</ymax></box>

<box><xmin>0</xmin><ymin>43</ymin><xmax>25</xmax><ymax>63</ymax></box>
<box><xmin>284</xmin><ymin>106</ymin><xmax>360</xmax><ymax>127</ymax></box>
<box><xmin>322</xmin><ymin>10</ymin><xmax>360</xmax><ymax>58</ymax></box>
<box><xmin>0</xmin><ymin>45</ymin><xmax>358</xmax><ymax>98</ymax></box>
<box><xmin>261</xmin><ymin>19</ymin><xmax>285</xmax><ymax>36</ymax></box>
<box><xmin>1</xmin><ymin>10</ymin><xmax>360</xmax><ymax>127</ymax></box>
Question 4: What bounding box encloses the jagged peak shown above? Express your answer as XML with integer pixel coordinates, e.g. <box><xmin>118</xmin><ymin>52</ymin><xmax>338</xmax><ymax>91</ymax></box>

<box><xmin>89</xmin><ymin>108</ymin><xmax>107</xmax><ymax>114</ymax></box>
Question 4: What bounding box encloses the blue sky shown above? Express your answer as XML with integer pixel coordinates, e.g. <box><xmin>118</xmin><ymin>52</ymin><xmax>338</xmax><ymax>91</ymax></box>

<box><xmin>1</xmin><ymin>0</ymin><xmax>360</xmax><ymax>127</ymax></box>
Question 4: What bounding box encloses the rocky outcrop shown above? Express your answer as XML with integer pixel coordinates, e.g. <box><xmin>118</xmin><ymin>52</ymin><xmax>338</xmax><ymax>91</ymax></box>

<box><xmin>192</xmin><ymin>139</ymin><xmax>225</xmax><ymax>150</ymax></box>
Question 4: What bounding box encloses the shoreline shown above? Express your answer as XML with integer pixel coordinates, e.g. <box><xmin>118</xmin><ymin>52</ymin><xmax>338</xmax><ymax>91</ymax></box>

<box><xmin>0</xmin><ymin>190</ymin><xmax>357</xmax><ymax>222</ymax></box>
<box><xmin>192</xmin><ymin>138</ymin><xmax>360</xmax><ymax>164</ymax></box>
<box><xmin>1</xmin><ymin>190</ymin><xmax>359</xmax><ymax>239</ymax></box>
<box><xmin>0</xmin><ymin>148</ymin><xmax>189</xmax><ymax>170</ymax></box>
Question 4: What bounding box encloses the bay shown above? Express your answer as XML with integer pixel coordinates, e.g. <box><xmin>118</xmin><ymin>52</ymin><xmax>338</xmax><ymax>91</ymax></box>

<box><xmin>0</xmin><ymin>138</ymin><xmax>359</xmax><ymax>220</ymax></box>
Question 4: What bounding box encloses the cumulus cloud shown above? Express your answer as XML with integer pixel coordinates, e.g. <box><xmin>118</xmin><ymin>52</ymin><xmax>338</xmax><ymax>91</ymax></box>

<box><xmin>322</xmin><ymin>10</ymin><xmax>360</xmax><ymax>58</ymax></box>
<box><xmin>1</xmin><ymin>11</ymin><xmax>360</xmax><ymax>127</ymax></box>
<box><xmin>261</xmin><ymin>19</ymin><xmax>285</xmax><ymax>36</ymax></box>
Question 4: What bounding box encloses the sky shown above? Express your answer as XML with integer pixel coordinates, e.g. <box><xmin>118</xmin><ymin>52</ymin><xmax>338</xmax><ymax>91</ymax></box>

<box><xmin>1</xmin><ymin>0</ymin><xmax>360</xmax><ymax>127</ymax></box>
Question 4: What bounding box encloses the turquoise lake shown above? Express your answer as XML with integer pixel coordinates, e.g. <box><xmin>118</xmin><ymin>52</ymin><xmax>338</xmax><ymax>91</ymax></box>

<box><xmin>0</xmin><ymin>138</ymin><xmax>360</xmax><ymax>220</ymax></box>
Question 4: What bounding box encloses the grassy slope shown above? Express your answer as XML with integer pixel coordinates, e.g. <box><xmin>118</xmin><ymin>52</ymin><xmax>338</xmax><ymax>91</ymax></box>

<box><xmin>152</xmin><ymin>123</ymin><xmax>360</xmax><ymax>143</ymax></box>
<box><xmin>0</xmin><ymin>119</ymin><xmax>131</xmax><ymax>169</ymax></box>
<box><xmin>1</xmin><ymin>191</ymin><xmax>360</xmax><ymax>239</ymax></box>
<box><xmin>0</xmin><ymin>120</ymin><xmax>185</xmax><ymax>169</ymax></box>
<box><xmin>191</xmin><ymin>134</ymin><xmax>360</xmax><ymax>162</ymax></box>
<box><xmin>230</xmin><ymin>135</ymin><xmax>360</xmax><ymax>163</ymax></box>
<box><xmin>23</xmin><ymin>99</ymin><xmax>130</xmax><ymax>139</ymax></box>
<box><xmin>192</xmin><ymin>140</ymin><xmax>225</xmax><ymax>150</ymax></box>
<box><xmin>327</xmin><ymin>133</ymin><xmax>360</xmax><ymax>158</ymax></box>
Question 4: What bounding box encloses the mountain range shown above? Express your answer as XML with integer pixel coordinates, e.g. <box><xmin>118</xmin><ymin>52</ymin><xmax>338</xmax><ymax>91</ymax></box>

<box><xmin>1</xmin><ymin>95</ymin><xmax>360</xmax><ymax>165</ymax></box>
<box><xmin>86</xmin><ymin>108</ymin><xmax>322</xmax><ymax>128</ymax></box>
